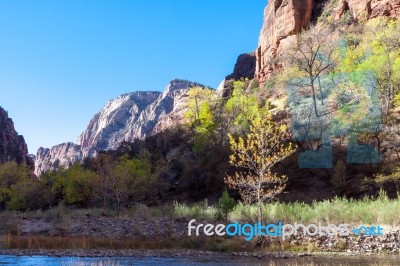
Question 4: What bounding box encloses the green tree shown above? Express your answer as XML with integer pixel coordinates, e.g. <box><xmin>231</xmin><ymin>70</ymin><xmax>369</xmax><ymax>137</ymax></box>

<box><xmin>340</xmin><ymin>17</ymin><xmax>400</xmax><ymax>114</ymax></box>
<box><xmin>216</xmin><ymin>190</ymin><xmax>235</xmax><ymax>221</ymax></box>
<box><xmin>39</xmin><ymin>171</ymin><xmax>64</xmax><ymax>208</ymax></box>
<box><xmin>0</xmin><ymin>161</ymin><xmax>29</xmax><ymax>208</ymax></box>
<box><xmin>8</xmin><ymin>179</ymin><xmax>44</xmax><ymax>211</ymax></box>
<box><xmin>109</xmin><ymin>155</ymin><xmax>156</xmax><ymax>216</ymax></box>
<box><xmin>63</xmin><ymin>163</ymin><xmax>96</xmax><ymax>207</ymax></box>
<box><xmin>186</xmin><ymin>87</ymin><xmax>215</xmax><ymax>125</ymax></box>
<box><xmin>225</xmin><ymin>80</ymin><xmax>260</xmax><ymax>134</ymax></box>
<box><xmin>186</xmin><ymin>87</ymin><xmax>216</xmax><ymax>153</ymax></box>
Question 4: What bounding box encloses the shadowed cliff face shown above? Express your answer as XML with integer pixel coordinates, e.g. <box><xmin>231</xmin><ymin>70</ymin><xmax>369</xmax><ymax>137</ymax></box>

<box><xmin>255</xmin><ymin>0</ymin><xmax>400</xmax><ymax>87</ymax></box>
<box><xmin>0</xmin><ymin>107</ymin><xmax>32</xmax><ymax>166</ymax></box>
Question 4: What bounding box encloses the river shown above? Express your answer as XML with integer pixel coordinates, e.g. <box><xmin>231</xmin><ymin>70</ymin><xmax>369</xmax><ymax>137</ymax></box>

<box><xmin>0</xmin><ymin>254</ymin><xmax>400</xmax><ymax>265</ymax></box>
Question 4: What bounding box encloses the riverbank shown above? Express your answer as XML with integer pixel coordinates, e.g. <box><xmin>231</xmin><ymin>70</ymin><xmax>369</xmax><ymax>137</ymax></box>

<box><xmin>1</xmin><ymin>212</ymin><xmax>400</xmax><ymax>255</ymax></box>
<box><xmin>0</xmin><ymin>248</ymin><xmax>296</xmax><ymax>259</ymax></box>
<box><xmin>1</xmin><ymin>197</ymin><xmax>400</xmax><ymax>256</ymax></box>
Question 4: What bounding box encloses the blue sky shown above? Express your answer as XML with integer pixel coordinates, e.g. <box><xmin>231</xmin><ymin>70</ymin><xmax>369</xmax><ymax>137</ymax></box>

<box><xmin>0</xmin><ymin>0</ymin><xmax>266</xmax><ymax>154</ymax></box>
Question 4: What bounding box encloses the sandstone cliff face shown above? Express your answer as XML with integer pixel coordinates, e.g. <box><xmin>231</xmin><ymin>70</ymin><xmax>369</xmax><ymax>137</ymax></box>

<box><xmin>256</xmin><ymin>0</ymin><xmax>314</xmax><ymax>86</ymax></box>
<box><xmin>34</xmin><ymin>79</ymin><xmax>206</xmax><ymax>176</ymax></box>
<box><xmin>344</xmin><ymin>0</ymin><xmax>400</xmax><ymax>20</ymax></box>
<box><xmin>0</xmin><ymin>107</ymin><xmax>32</xmax><ymax>166</ymax></box>
<box><xmin>255</xmin><ymin>0</ymin><xmax>400</xmax><ymax>87</ymax></box>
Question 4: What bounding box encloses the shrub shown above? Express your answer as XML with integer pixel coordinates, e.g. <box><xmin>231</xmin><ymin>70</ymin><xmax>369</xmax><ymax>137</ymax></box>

<box><xmin>8</xmin><ymin>179</ymin><xmax>44</xmax><ymax>211</ymax></box>
<box><xmin>0</xmin><ymin>162</ymin><xmax>29</xmax><ymax>209</ymax></box>
<box><xmin>215</xmin><ymin>190</ymin><xmax>235</xmax><ymax>221</ymax></box>
<box><xmin>63</xmin><ymin>164</ymin><xmax>96</xmax><ymax>207</ymax></box>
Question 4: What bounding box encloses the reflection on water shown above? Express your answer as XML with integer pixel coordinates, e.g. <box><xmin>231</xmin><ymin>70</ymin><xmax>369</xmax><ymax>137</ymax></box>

<box><xmin>0</xmin><ymin>254</ymin><xmax>399</xmax><ymax>265</ymax></box>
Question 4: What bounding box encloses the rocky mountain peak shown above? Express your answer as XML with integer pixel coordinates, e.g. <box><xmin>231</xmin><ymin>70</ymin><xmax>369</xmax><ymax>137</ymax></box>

<box><xmin>76</xmin><ymin>91</ymin><xmax>161</xmax><ymax>151</ymax></box>
<box><xmin>164</xmin><ymin>79</ymin><xmax>205</xmax><ymax>94</ymax></box>
<box><xmin>34</xmin><ymin>79</ymin><xmax>207</xmax><ymax>176</ymax></box>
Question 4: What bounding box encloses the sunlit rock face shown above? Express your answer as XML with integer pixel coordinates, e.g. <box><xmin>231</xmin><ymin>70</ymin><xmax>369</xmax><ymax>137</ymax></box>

<box><xmin>34</xmin><ymin>143</ymin><xmax>86</xmax><ymax>176</ymax></box>
<box><xmin>76</xmin><ymin>91</ymin><xmax>161</xmax><ymax>151</ymax></box>
<box><xmin>255</xmin><ymin>0</ymin><xmax>400</xmax><ymax>88</ymax></box>
<box><xmin>255</xmin><ymin>0</ymin><xmax>314</xmax><ymax>87</ymax></box>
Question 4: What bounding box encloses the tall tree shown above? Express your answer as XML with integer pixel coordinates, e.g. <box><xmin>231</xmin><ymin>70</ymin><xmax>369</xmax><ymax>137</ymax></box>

<box><xmin>342</xmin><ymin>17</ymin><xmax>400</xmax><ymax>114</ymax></box>
<box><xmin>225</xmin><ymin>105</ymin><xmax>295</xmax><ymax>223</ymax></box>
<box><xmin>288</xmin><ymin>26</ymin><xmax>337</xmax><ymax>117</ymax></box>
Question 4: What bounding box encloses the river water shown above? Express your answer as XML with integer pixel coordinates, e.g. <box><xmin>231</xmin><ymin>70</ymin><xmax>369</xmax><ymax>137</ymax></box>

<box><xmin>0</xmin><ymin>254</ymin><xmax>399</xmax><ymax>265</ymax></box>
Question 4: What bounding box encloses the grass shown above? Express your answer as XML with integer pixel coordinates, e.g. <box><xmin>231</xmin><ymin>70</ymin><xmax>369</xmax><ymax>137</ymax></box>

<box><xmin>102</xmin><ymin>189</ymin><xmax>400</xmax><ymax>227</ymax></box>
<box><xmin>229</xmin><ymin>190</ymin><xmax>400</xmax><ymax>226</ymax></box>
<box><xmin>90</xmin><ymin>189</ymin><xmax>398</xmax><ymax>226</ymax></box>
<box><xmin>4</xmin><ymin>190</ymin><xmax>400</xmax><ymax>226</ymax></box>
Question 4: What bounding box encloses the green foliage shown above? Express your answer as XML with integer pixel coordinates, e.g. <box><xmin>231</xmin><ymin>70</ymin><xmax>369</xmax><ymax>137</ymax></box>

<box><xmin>192</xmin><ymin>101</ymin><xmax>216</xmax><ymax>153</ymax></box>
<box><xmin>229</xmin><ymin>191</ymin><xmax>400</xmax><ymax>226</ymax></box>
<box><xmin>172</xmin><ymin>200</ymin><xmax>216</xmax><ymax>220</ymax></box>
<box><xmin>113</xmin><ymin>155</ymin><xmax>157</xmax><ymax>202</ymax></box>
<box><xmin>158</xmin><ymin>190</ymin><xmax>400</xmax><ymax>226</ymax></box>
<box><xmin>0</xmin><ymin>162</ymin><xmax>29</xmax><ymax>209</ymax></box>
<box><xmin>394</xmin><ymin>92</ymin><xmax>400</xmax><ymax>108</ymax></box>
<box><xmin>375</xmin><ymin>167</ymin><xmax>400</xmax><ymax>191</ymax></box>
<box><xmin>8</xmin><ymin>179</ymin><xmax>43</xmax><ymax>211</ymax></box>
<box><xmin>185</xmin><ymin>87</ymin><xmax>217</xmax><ymax>153</ymax></box>
<box><xmin>215</xmin><ymin>190</ymin><xmax>235</xmax><ymax>221</ymax></box>
<box><xmin>63</xmin><ymin>163</ymin><xmax>97</xmax><ymax>207</ymax></box>
<box><xmin>225</xmin><ymin>80</ymin><xmax>261</xmax><ymax>132</ymax></box>
<box><xmin>185</xmin><ymin>87</ymin><xmax>214</xmax><ymax>125</ymax></box>
<box><xmin>340</xmin><ymin>17</ymin><xmax>400</xmax><ymax>112</ymax></box>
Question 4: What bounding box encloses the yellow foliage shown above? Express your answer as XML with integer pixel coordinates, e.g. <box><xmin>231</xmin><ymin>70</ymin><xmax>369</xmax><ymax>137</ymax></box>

<box><xmin>225</xmin><ymin>104</ymin><xmax>296</xmax><ymax>221</ymax></box>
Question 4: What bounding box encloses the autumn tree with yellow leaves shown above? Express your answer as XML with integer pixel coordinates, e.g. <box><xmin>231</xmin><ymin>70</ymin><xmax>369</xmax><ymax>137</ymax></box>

<box><xmin>225</xmin><ymin>105</ymin><xmax>295</xmax><ymax>223</ymax></box>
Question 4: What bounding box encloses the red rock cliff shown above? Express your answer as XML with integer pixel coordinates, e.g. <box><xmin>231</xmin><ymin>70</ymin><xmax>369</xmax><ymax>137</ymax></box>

<box><xmin>0</xmin><ymin>107</ymin><xmax>32</xmax><ymax>166</ymax></box>
<box><xmin>255</xmin><ymin>0</ymin><xmax>400</xmax><ymax>87</ymax></box>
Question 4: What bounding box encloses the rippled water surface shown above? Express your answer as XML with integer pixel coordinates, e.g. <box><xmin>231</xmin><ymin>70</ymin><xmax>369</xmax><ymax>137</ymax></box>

<box><xmin>0</xmin><ymin>254</ymin><xmax>399</xmax><ymax>265</ymax></box>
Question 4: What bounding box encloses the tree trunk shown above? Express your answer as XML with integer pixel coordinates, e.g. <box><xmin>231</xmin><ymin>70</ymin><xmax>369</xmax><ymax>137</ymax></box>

<box><xmin>310</xmin><ymin>78</ymin><xmax>319</xmax><ymax>117</ymax></box>
<box><xmin>318</xmin><ymin>75</ymin><xmax>324</xmax><ymax>105</ymax></box>
<box><xmin>257</xmin><ymin>182</ymin><xmax>263</xmax><ymax>223</ymax></box>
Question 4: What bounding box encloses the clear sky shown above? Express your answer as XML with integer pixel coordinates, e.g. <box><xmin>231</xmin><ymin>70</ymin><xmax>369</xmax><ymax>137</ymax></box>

<box><xmin>0</xmin><ymin>0</ymin><xmax>266</xmax><ymax>154</ymax></box>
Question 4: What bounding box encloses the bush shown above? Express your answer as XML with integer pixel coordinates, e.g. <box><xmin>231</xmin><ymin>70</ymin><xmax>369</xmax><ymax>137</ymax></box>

<box><xmin>215</xmin><ymin>190</ymin><xmax>235</xmax><ymax>221</ymax></box>
<box><xmin>62</xmin><ymin>164</ymin><xmax>97</xmax><ymax>207</ymax></box>
<box><xmin>0</xmin><ymin>162</ymin><xmax>29</xmax><ymax>209</ymax></box>
<box><xmin>8</xmin><ymin>179</ymin><xmax>44</xmax><ymax>211</ymax></box>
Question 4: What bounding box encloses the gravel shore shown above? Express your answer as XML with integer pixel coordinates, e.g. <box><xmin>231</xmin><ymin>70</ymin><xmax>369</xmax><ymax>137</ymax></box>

<box><xmin>1</xmin><ymin>214</ymin><xmax>400</xmax><ymax>255</ymax></box>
